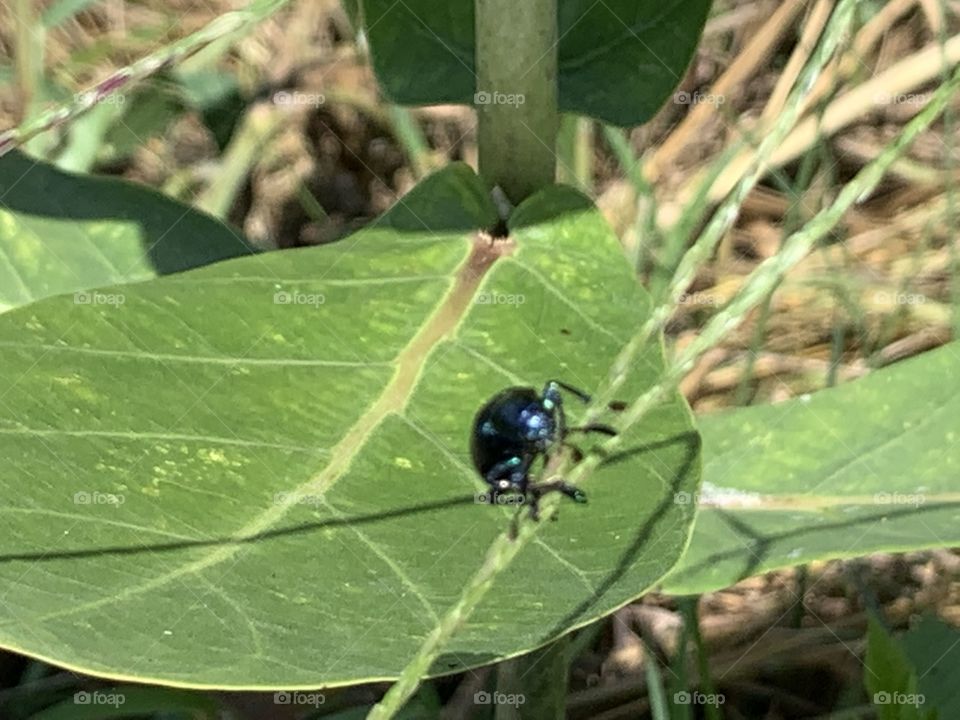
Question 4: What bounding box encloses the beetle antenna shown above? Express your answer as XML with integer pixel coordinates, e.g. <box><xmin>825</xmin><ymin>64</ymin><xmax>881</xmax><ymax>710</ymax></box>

<box><xmin>549</xmin><ymin>380</ymin><xmax>591</xmax><ymax>402</ymax></box>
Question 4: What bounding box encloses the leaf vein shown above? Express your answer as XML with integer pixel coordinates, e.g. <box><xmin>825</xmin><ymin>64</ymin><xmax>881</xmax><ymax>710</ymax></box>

<box><xmin>506</xmin><ymin>259</ymin><xmax>624</xmax><ymax>344</ymax></box>
<box><xmin>0</xmin><ymin>428</ymin><xmax>329</xmax><ymax>453</ymax></box>
<box><xmin>0</xmin><ymin>341</ymin><xmax>390</xmax><ymax>368</ymax></box>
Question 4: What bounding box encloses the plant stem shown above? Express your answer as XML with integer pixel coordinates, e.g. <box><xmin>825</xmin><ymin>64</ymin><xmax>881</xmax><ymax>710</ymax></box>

<box><xmin>641</xmin><ymin>639</ymin><xmax>670</xmax><ymax>720</ymax></box>
<box><xmin>476</xmin><ymin>0</ymin><xmax>559</xmax><ymax>203</ymax></box>
<box><xmin>603</xmin><ymin>125</ymin><xmax>658</xmax><ymax>275</ymax></box>
<box><xmin>680</xmin><ymin>597</ymin><xmax>721</xmax><ymax>720</ymax></box>
<box><xmin>557</xmin><ymin>115</ymin><xmax>593</xmax><ymax>191</ymax></box>
<box><xmin>388</xmin><ymin>105</ymin><xmax>433</xmax><ymax>179</ymax></box>
<box><xmin>196</xmin><ymin>103</ymin><xmax>284</xmax><ymax>219</ymax></box>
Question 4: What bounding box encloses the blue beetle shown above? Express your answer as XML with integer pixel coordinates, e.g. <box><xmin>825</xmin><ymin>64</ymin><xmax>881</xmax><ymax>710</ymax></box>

<box><xmin>470</xmin><ymin>380</ymin><xmax>617</xmax><ymax>518</ymax></box>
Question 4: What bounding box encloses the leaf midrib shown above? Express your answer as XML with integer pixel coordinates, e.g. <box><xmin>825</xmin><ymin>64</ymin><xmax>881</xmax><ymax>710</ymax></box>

<box><xmin>20</xmin><ymin>237</ymin><xmax>505</xmax><ymax>626</ymax></box>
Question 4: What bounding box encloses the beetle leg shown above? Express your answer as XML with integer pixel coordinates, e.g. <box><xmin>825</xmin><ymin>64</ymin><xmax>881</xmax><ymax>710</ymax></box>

<box><xmin>531</xmin><ymin>479</ymin><xmax>587</xmax><ymax>504</ymax></box>
<box><xmin>565</xmin><ymin>442</ymin><xmax>585</xmax><ymax>463</ymax></box>
<box><xmin>510</xmin><ymin>452</ymin><xmax>535</xmax><ymax>497</ymax></box>
<box><xmin>483</xmin><ymin>454</ymin><xmax>534</xmax><ymax>504</ymax></box>
<box><xmin>526</xmin><ymin>479</ymin><xmax>587</xmax><ymax>520</ymax></box>
<box><xmin>483</xmin><ymin>457</ymin><xmax>522</xmax><ymax>486</ymax></box>
<box><xmin>527</xmin><ymin>496</ymin><xmax>542</xmax><ymax>522</ymax></box>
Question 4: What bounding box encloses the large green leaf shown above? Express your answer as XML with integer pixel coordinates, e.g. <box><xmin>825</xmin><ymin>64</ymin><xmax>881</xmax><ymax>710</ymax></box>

<box><xmin>663</xmin><ymin>342</ymin><xmax>960</xmax><ymax>595</ymax></box>
<box><xmin>0</xmin><ymin>164</ymin><xmax>699</xmax><ymax>688</ymax></box>
<box><xmin>0</xmin><ymin>149</ymin><xmax>256</xmax><ymax>313</ymax></box>
<box><xmin>360</xmin><ymin>0</ymin><xmax>711</xmax><ymax>126</ymax></box>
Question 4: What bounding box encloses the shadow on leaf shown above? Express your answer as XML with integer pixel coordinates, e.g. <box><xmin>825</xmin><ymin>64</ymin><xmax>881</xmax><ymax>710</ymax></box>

<box><xmin>539</xmin><ymin>430</ymin><xmax>702</xmax><ymax>640</ymax></box>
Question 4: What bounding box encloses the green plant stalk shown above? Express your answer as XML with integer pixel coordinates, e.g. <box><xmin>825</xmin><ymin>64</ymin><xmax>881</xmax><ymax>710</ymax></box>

<box><xmin>556</xmin><ymin>115</ymin><xmax>576</xmax><ymax>186</ymax></box>
<box><xmin>603</xmin><ymin>124</ymin><xmax>659</xmax><ymax>275</ymax></box>
<box><xmin>196</xmin><ymin>103</ymin><xmax>284</xmax><ymax>219</ymax></box>
<box><xmin>642</xmin><ymin>640</ymin><xmax>670</xmax><ymax>720</ymax></box>
<box><xmin>573</xmin><ymin>117</ymin><xmax>594</xmax><ymax>189</ymax></box>
<box><xmin>736</xmin><ymin>136</ymin><xmax>825</xmax><ymax>404</ymax></box>
<box><xmin>827</xmin><ymin>313</ymin><xmax>845</xmax><ymax>386</ymax></box>
<box><xmin>668</xmin><ymin>608</ymin><xmax>692</xmax><ymax>720</ymax></box>
<box><xmin>585</xmin><ymin>0</ymin><xmax>859</xmax><ymax>422</ymax></box>
<box><xmin>557</xmin><ymin>114</ymin><xmax>593</xmax><ymax>191</ymax></box>
<box><xmin>602</xmin><ymin>127</ymin><xmax>648</xmax><ymax>195</ymax></box>
<box><xmin>476</xmin><ymin>0</ymin><xmax>559</xmax><ymax>203</ymax></box>
<box><xmin>734</xmin><ymin>293</ymin><xmax>773</xmax><ymax>405</ymax></box>
<box><xmin>679</xmin><ymin>597</ymin><xmax>720</xmax><ymax>720</ymax></box>
<box><xmin>663</xmin><ymin>140</ymin><xmax>742</xmax><ymax>278</ymax></box>
<box><xmin>0</xmin><ymin>0</ymin><xmax>293</xmax><ymax>157</ymax></box>
<box><xmin>388</xmin><ymin>105</ymin><xmax>433</xmax><ymax>180</ymax></box>
<box><xmin>297</xmin><ymin>183</ymin><xmax>329</xmax><ymax>223</ymax></box>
